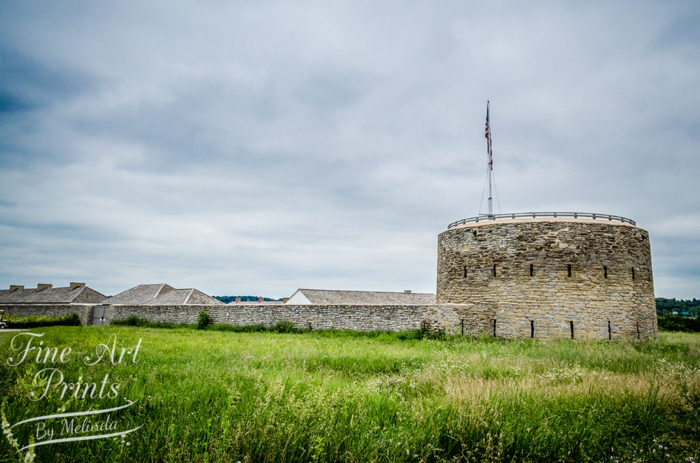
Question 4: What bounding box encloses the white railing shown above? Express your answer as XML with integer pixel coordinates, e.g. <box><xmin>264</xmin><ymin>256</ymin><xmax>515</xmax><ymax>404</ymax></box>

<box><xmin>447</xmin><ymin>212</ymin><xmax>636</xmax><ymax>229</ymax></box>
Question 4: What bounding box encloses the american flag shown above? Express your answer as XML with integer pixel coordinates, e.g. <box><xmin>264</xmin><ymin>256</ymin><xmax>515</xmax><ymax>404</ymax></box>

<box><xmin>485</xmin><ymin>101</ymin><xmax>493</xmax><ymax>170</ymax></box>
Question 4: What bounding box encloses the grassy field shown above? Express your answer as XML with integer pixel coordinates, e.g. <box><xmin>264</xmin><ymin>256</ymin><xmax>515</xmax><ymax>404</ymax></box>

<box><xmin>0</xmin><ymin>327</ymin><xmax>698</xmax><ymax>462</ymax></box>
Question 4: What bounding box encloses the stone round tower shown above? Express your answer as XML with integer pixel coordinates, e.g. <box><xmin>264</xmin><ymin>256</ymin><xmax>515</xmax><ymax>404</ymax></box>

<box><xmin>437</xmin><ymin>213</ymin><xmax>657</xmax><ymax>340</ymax></box>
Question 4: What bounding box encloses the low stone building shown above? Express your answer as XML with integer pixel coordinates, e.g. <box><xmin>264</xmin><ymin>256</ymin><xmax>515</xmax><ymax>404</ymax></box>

<box><xmin>101</xmin><ymin>283</ymin><xmax>175</xmax><ymax>305</ymax></box>
<box><xmin>286</xmin><ymin>288</ymin><xmax>436</xmax><ymax>305</ymax></box>
<box><xmin>0</xmin><ymin>282</ymin><xmax>105</xmax><ymax>304</ymax></box>
<box><xmin>145</xmin><ymin>288</ymin><xmax>223</xmax><ymax>305</ymax></box>
<box><xmin>102</xmin><ymin>283</ymin><xmax>223</xmax><ymax>305</ymax></box>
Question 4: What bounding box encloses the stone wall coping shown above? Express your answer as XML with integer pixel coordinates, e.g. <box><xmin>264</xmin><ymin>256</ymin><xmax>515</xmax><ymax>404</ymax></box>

<box><xmin>103</xmin><ymin>303</ymin><xmax>472</xmax><ymax>308</ymax></box>
<box><xmin>448</xmin><ymin>216</ymin><xmax>639</xmax><ymax>230</ymax></box>
<box><xmin>447</xmin><ymin>212</ymin><xmax>637</xmax><ymax>229</ymax></box>
<box><xmin>0</xmin><ymin>302</ymin><xmax>99</xmax><ymax>306</ymax></box>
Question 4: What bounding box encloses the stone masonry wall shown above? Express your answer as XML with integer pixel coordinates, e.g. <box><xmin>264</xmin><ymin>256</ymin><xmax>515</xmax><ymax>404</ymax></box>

<box><xmin>1</xmin><ymin>303</ymin><xmax>501</xmax><ymax>336</ymax></box>
<box><xmin>0</xmin><ymin>304</ymin><xmax>93</xmax><ymax>326</ymax></box>
<box><xmin>105</xmin><ymin>304</ymin><xmax>493</xmax><ymax>335</ymax></box>
<box><xmin>3</xmin><ymin>298</ymin><xmax>656</xmax><ymax>340</ymax></box>
<box><xmin>3</xmin><ymin>218</ymin><xmax>658</xmax><ymax>341</ymax></box>
<box><xmin>437</xmin><ymin>219</ymin><xmax>658</xmax><ymax>340</ymax></box>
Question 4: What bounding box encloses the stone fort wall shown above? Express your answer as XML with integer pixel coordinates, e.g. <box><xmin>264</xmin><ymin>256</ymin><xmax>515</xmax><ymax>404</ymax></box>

<box><xmin>4</xmin><ymin>303</ymin><xmax>490</xmax><ymax>335</ymax></box>
<box><xmin>103</xmin><ymin>304</ymin><xmax>464</xmax><ymax>332</ymax></box>
<box><xmin>4</xmin><ymin>299</ymin><xmax>655</xmax><ymax>340</ymax></box>
<box><xmin>1</xmin><ymin>218</ymin><xmax>657</xmax><ymax>341</ymax></box>
<box><xmin>437</xmin><ymin>219</ymin><xmax>658</xmax><ymax>339</ymax></box>
<box><xmin>0</xmin><ymin>304</ymin><xmax>93</xmax><ymax>326</ymax></box>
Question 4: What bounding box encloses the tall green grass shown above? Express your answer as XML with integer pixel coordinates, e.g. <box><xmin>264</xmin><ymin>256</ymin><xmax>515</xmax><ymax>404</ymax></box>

<box><xmin>0</xmin><ymin>328</ymin><xmax>697</xmax><ymax>462</ymax></box>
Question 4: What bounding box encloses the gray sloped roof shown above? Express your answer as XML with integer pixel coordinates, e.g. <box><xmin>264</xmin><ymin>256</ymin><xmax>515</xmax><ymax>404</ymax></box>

<box><xmin>0</xmin><ymin>286</ymin><xmax>106</xmax><ymax>304</ymax></box>
<box><xmin>185</xmin><ymin>289</ymin><xmax>224</xmax><ymax>305</ymax></box>
<box><xmin>102</xmin><ymin>284</ymin><xmax>175</xmax><ymax>304</ymax></box>
<box><xmin>0</xmin><ymin>288</ymin><xmax>38</xmax><ymax>303</ymax></box>
<box><xmin>145</xmin><ymin>288</ymin><xmax>223</xmax><ymax>305</ymax></box>
<box><xmin>72</xmin><ymin>286</ymin><xmax>107</xmax><ymax>303</ymax></box>
<box><xmin>291</xmin><ymin>289</ymin><xmax>436</xmax><ymax>305</ymax></box>
<box><xmin>103</xmin><ymin>284</ymin><xmax>222</xmax><ymax>305</ymax></box>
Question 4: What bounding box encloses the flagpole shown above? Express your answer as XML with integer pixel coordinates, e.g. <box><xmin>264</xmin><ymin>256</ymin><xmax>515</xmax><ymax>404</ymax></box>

<box><xmin>486</xmin><ymin>100</ymin><xmax>493</xmax><ymax>217</ymax></box>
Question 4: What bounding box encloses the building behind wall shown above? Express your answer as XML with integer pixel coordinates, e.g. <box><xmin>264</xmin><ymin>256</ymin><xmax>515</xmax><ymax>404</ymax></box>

<box><xmin>286</xmin><ymin>288</ymin><xmax>436</xmax><ymax>305</ymax></box>
<box><xmin>0</xmin><ymin>282</ymin><xmax>105</xmax><ymax>304</ymax></box>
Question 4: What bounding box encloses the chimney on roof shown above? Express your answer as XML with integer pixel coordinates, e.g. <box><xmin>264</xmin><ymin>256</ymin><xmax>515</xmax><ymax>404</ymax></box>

<box><xmin>235</xmin><ymin>297</ymin><xmax>241</xmax><ymax>303</ymax></box>
<box><xmin>37</xmin><ymin>283</ymin><xmax>52</xmax><ymax>291</ymax></box>
<box><xmin>9</xmin><ymin>285</ymin><xmax>23</xmax><ymax>292</ymax></box>
<box><xmin>70</xmin><ymin>282</ymin><xmax>86</xmax><ymax>291</ymax></box>
<box><xmin>258</xmin><ymin>297</ymin><xmax>264</xmax><ymax>302</ymax></box>
<box><xmin>282</xmin><ymin>297</ymin><xmax>289</xmax><ymax>303</ymax></box>
<box><xmin>403</xmin><ymin>290</ymin><xmax>412</xmax><ymax>294</ymax></box>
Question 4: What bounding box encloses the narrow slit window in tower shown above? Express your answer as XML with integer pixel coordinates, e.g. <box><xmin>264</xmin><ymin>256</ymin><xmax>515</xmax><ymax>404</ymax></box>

<box><xmin>567</xmin><ymin>264</ymin><xmax>572</xmax><ymax>277</ymax></box>
<box><xmin>463</xmin><ymin>266</ymin><xmax>467</xmax><ymax>278</ymax></box>
<box><xmin>631</xmin><ymin>267</ymin><xmax>635</xmax><ymax>280</ymax></box>
<box><xmin>530</xmin><ymin>320</ymin><xmax>535</xmax><ymax>338</ymax></box>
<box><xmin>492</xmin><ymin>319</ymin><xmax>497</xmax><ymax>337</ymax></box>
<box><xmin>636</xmin><ymin>322</ymin><xmax>641</xmax><ymax>339</ymax></box>
<box><xmin>529</xmin><ymin>264</ymin><xmax>534</xmax><ymax>277</ymax></box>
<box><xmin>570</xmin><ymin>321</ymin><xmax>574</xmax><ymax>339</ymax></box>
<box><xmin>604</xmin><ymin>266</ymin><xmax>608</xmax><ymax>278</ymax></box>
<box><xmin>493</xmin><ymin>264</ymin><xmax>497</xmax><ymax>277</ymax></box>
<box><xmin>608</xmin><ymin>321</ymin><xmax>612</xmax><ymax>340</ymax></box>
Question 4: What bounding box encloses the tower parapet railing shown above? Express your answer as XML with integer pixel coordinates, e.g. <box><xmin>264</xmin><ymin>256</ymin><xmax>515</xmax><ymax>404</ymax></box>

<box><xmin>447</xmin><ymin>212</ymin><xmax>636</xmax><ymax>229</ymax></box>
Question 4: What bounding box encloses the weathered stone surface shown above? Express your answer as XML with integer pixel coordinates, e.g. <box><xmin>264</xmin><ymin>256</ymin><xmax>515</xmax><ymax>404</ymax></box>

<box><xmin>0</xmin><ymin>304</ymin><xmax>93</xmax><ymax>325</ymax></box>
<box><xmin>1</xmin><ymin>303</ymin><xmax>492</xmax><ymax>336</ymax></box>
<box><xmin>106</xmin><ymin>304</ymin><xmax>448</xmax><ymax>332</ymax></box>
<box><xmin>437</xmin><ymin>219</ymin><xmax>657</xmax><ymax>339</ymax></box>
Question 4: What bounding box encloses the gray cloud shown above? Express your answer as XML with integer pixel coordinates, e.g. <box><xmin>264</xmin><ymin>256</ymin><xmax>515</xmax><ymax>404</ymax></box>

<box><xmin>1</xmin><ymin>1</ymin><xmax>699</xmax><ymax>298</ymax></box>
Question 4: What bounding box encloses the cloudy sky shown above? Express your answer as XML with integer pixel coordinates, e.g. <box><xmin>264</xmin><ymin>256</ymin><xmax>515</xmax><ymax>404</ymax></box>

<box><xmin>1</xmin><ymin>1</ymin><xmax>699</xmax><ymax>298</ymax></box>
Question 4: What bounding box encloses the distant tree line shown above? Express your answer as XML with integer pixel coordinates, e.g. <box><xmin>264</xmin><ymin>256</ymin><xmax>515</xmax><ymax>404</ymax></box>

<box><xmin>214</xmin><ymin>296</ymin><xmax>283</xmax><ymax>303</ymax></box>
<box><xmin>657</xmin><ymin>315</ymin><xmax>700</xmax><ymax>332</ymax></box>
<box><xmin>655</xmin><ymin>298</ymin><xmax>699</xmax><ymax>317</ymax></box>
